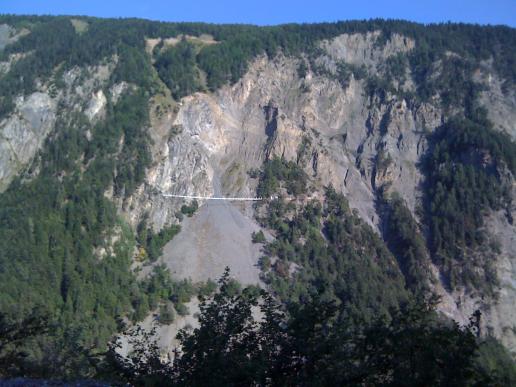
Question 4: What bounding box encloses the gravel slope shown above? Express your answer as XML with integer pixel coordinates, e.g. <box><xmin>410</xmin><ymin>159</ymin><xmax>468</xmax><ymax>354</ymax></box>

<box><xmin>160</xmin><ymin>172</ymin><xmax>263</xmax><ymax>285</ymax></box>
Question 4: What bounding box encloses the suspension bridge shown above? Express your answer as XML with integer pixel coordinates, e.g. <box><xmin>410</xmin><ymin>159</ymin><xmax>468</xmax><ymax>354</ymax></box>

<box><xmin>161</xmin><ymin>193</ymin><xmax>273</xmax><ymax>201</ymax></box>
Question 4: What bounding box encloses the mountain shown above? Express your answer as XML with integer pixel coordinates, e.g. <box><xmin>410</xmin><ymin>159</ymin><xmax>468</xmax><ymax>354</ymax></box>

<box><xmin>0</xmin><ymin>15</ymin><xmax>515</xmax><ymax>381</ymax></box>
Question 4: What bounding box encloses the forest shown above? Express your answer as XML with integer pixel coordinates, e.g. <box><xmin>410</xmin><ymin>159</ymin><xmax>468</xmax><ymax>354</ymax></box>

<box><xmin>423</xmin><ymin>114</ymin><xmax>516</xmax><ymax>294</ymax></box>
<box><xmin>101</xmin><ymin>270</ymin><xmax>516</xmax><ymax>386</ymax></box>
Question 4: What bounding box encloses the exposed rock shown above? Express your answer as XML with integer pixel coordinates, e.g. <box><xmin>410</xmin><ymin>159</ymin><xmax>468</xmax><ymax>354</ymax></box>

<box><xmin>0</xmin><ymin>58</ymin><xmax>117</xmax><ymax>192</ymax></box>
<box><xmin>0</xmin><ymin>92</ymin><xmax>56</xmax><ymax>192</ymax></box>
<box><xmin>0</xmin><ymin>24</ymin><xmax>29</xmax><ymax>50</ymax></box>
<box><xmin>477</xmin><ymin>72</ymin><xmax>516</xmax><ymax>139</ymax></box>
<box><xmin>110</xmin><ymin>81</ymin><xmax>130</xmax><ymax>104</ymax></box>
<box><xmin>486</xmin><ymin>210</ymin><xmax>516</xmax><ymax>350</ymax></box>
<box><xmin>0</xmin><ymin>52</ymin><xmax>27</xmax><ymax>75</ymax></box>
<box><xmin>62</xmin><ymin>59</ymin><xmax>116</xmax><ymax>105</ymax></box>
<box><xmin>321</xmin><ymin>31</ymin><xmax>415</xmax><ymax>70</ymax></box>
<box><xmin>70</xmin><ymin>19</ymin><xmax>88</xmax><ymax>34</ymax></box>
<box><xmin>436</xmin><ymin>208</ymin><xmax>516</xmax><ymax>353</ymax></box>
<box><xmin>84</xmin><ymin>89</ymin><xmax>107</xmax><ymax>121</ymax></box>
<box><xmin>2</xmin><ymin>28</ymin><xmax>511</xmax><ymax>353</ymax></box>
<box><xmin>127</xmin><ymin>48</ymin><xmax>438</xmax><ymax>252</ymax></box>
<box><xmin>0</xmin><ymin>24</ymin><xmax>13</xmax><ymax>49</ymax></box>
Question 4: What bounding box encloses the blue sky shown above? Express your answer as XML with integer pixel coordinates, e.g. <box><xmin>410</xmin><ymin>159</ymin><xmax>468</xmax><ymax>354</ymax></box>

<box><xmin>1</xmin><ymin>0</ymin><xmax>515</xmax><ymax>27</ymax></box>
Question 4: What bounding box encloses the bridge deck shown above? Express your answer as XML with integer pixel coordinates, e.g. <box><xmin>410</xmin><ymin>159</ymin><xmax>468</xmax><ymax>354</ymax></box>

<box><xmin>162</xmin><ymin>194</ymin><xmax>265</xmax><ymax>201</ymax></box>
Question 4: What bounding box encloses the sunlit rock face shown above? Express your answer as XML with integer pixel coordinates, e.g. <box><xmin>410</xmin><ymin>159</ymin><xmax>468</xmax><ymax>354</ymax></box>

<box><xmin>116</xmin><ymin>32</ymin><xmax>516</xmax><ymax>353</ymax></box>
<box><xmin>0</xmin><ymin>92</ymin><xmax>56</xmax><ymax>191</ymax></box>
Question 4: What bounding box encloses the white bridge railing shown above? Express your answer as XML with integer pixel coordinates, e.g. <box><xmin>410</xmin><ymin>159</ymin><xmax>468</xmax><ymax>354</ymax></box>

<box><xmin>162</xmin><ymin>193</ymin><xmax>268</xmax><ymax>201</ymax></box>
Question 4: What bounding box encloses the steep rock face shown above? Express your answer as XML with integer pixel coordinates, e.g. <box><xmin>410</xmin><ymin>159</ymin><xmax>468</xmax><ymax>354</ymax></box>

<box><xmin>321</xmin><ymin>31</ymin><xmax>415</xmax><ymax>70</ymax></box>
<box><xmin>84</xmin><ymin>89</ymin><xmax>107</xmax><ymax>121</ymax></box>
<box><xmin>126</xmin><ymin>31</ymin><xmax>516</xmax><ymax>351</ymax></box>
<box><xmin>0</xmin><ymin>24</ymin><xmax>28</xmax><ymax>50</ymax></box>
<box><xmin>0</xmin><ymin>59</ymin><xmax>116</xmax><ymax>192</ymax></box>
<box><xmin>486</xmin><ymin>209</ymin><xmax>516</xmax><ymax>350</ymax></box>
<box><xmin>0</xmin><ymin>92</ymin><xmax>56</xmax><ymax>191</ymax></box>
<box><xmin>128</xmin><ymin>32</ymin><xmax>436</xmax><ymax>231</ymax></box>
<box><xmin>478</xmin><ymin>73</ymin><xmax>516</xmax><ymax>139</ymax></box>
<box><xmin>0</xmin><ymin>24</ymin><xmax>14</xmax><ymax>49</ymax></box>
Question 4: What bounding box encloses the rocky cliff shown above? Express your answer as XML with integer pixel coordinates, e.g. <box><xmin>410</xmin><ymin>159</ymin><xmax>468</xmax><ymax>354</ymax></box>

<box><xmin>117</xmin><ymin>32</ymin><xmax>516</xmax><ymax>352</ymax></box>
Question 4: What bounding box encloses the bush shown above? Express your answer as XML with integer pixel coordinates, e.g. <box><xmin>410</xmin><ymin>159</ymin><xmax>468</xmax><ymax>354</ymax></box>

<box><xmin>181</xmin><ymin>200</ymin><xmax>199</xmax><ymax>217</ymax></box>
<box><xmin>198</xmin><ymin>280</ymin><xmax>217</xmax><ymax>298</ymax></box>
<box><xmin>159</xmin><ymin>302</ymin><xmax>176</xmax><ymax>325</ymax></box>
<box><xmin>251</xmin><ymin>230</ymin><xmax>266</xmax><ymax>244</ymax></box>
<box><xmin>175</xmin><ymin>302</ymin><xmax>190</xmax><ymax>316</ymax></box>
<box><xmin>258</xmin><ymin>256</ymin><xmax>271</xmax><ymax>271</ymax></box>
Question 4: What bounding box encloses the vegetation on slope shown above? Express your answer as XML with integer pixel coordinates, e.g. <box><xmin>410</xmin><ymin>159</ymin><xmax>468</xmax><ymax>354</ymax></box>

<box><xmin>254</xmin><ymin>159</ymin><xmax>409</xmax><ymax>322</ymax></box>
<box><xmin>379</xmin><ymin>192</ymin><xmax>431</xmax><ymax>297</ymax></box>
<box><xmin>0</xmin><ymin>91</ymin><xmax>151</xmax><ymax>376</ymax></box>
<box><xmin>1</xmin><ymin>15</ymin><xmax>514</xmax><ymax>117</ymax></box>
<box><xmin>104</xmin><ymin>270</ymin><xmax>515</xmax><ymax>386</ymax></box>
<box><xmin>154</xmin><ymin>39</ymin><xmax>202</xmax><ymax>99</ymax></box>
<box><xmin>137</xmin><ymin>218</ymin><xmax>181</xmax><ymax>263</ymax></box>
<box><xmin>423</xmin><ymin>113</ymin><xmax>516</xmax><ymax>294</ymax></box>
<box><xmin>0</xmin><ymin>65</ymin><xmax>183</xmax><ymax>377</ymax></box>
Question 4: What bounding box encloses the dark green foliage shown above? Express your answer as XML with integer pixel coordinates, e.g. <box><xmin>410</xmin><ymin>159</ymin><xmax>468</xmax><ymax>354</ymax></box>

<box><xmin>1</xmin><ymin>16</ymin><xmax>514</xmax><ymax>118</ymax></box>
<box><xmin>258</xmin><ymin>255</ymin><xmax>271</xmax><ymax>271</ymax></box>
<box><xmin>412</xmin><ymin>54</ymin><xmax>481</xmax><ymax>112</ymax></box>
<box><xmin>387</xmin><ymin>23</ymin><xmax>515</xmax><ymax>104</ymax></box>
<box><xmin>0</xmin><ymin>84</ymin><xmax>153</xmax><ymax>377</ymax></box>
<box><xmin>0</xmin><ymin>17</ymin><xmax>156</xmax><ymax>118</ymax></box>
<box><xmin>259</xmin><ymin>187</ymin><xmax>409</xmax><ymax>323</ymax></box>
<box><xmin>256</xmin><ymin>157</ymin><xmax>307</xmax><ymax>198</ymax></box>
<box><xmin>380</xmin><ymin>192</ymin><xmax>431</xmax><ymax>296</ymax></box>
<box><xmin>251</xmin><ymin>230</ymin><xmax>266</xmax><ymax>244</ymax></box>
<box><xmin>477</xmin><ymin>337</ymin><xmax>516</xmax><ymax>384</ymax></box>
<box><xmin>384</xmin><ymin>53</ymin><xmax>408</xmax><ymax>83</ymax></box>
<box><xmin>297</xmin><ymin>60</ymin><xmax>308</xmax><ymax>78</ymax></box>
<box><xmin>0</xmin><ymin>19</ymin><xmax>76</xmax><ymax>114</ymax></box>
<box><xmin>351</xmin><ymin>302</ymin><xmax>487</xmax><ymax>386</ymax></box>
<box><xmin>105</xmin><ymin>271</ymin><xmax>502</xmax><ymax>386</ymax></box>
<box><xmin>159</xmin><ymin>302</ymin><xmax>176</xmax><ymax>325</ymax></box>
<box><xmin>175</xmin><ymin>303</ymin><xmax>190</xmax><ymax>317</ymax></box>
<box><xmin>336</xmin><ymin>61</ymin><xmax>367</xmax><ymax>88</ymax></box>
<box><xmin>424</xmin><ymin>116</ymin><xmax>516</xmax><ymax>293</ymax></box>
<box><xmin>137</xmin><ymin>219</ymin><xmax>181</xmax><ymax>262</ymax></box>
<box><xmin>154</xmin><ymin>39</ymin><xmax>201</xmax><ymax>99</ymax></box>
<box><xmin>197</xmin><ymin>280</ymin><xmax>217</xmax><ymax>298</ymax></box>
<box><xmin>105</xmin><ymin>325</ymin><xmax>173</xmax><ymax>385</ymax></box>
<box><xmin>365</xmin><ymin>74</ymin><xmax>397</xmax><ymax>102</ymax></box>
<box><xmin>109</xmin><ymin>91</ymin><xmax>152</xmax><ymax>197</ymax></box>
<box><xmin>172</xmin><ymin>269</ymin><xmax>265</xmax><ymax>386</ymax></box>
<box><xmin>275</xmin><ymin>297</ymin><xmax>495</xmax><ymax>386</ymax></box>
<box><xmin>0</xmin><ymin>15</ymin><xmax>515</xmax><ymax>381</ymax></box>
<box><xmin>113</xmin><ymin>44</ymin><xmax>155</xmax><ymax>88</ymax></box>
<box><xmin>375</xmin><ymin>148</ymin><xmax>393</xmax><ymax>172</ymax></box>
<box><xmin>139</xmin><ymin>265</ymin><xmax>195</xmax><ymax>316</ymax></box>
<box><xmin>0</xmin><ymin>311</ymin><xmax>50</xmax><ymax>378</ymax></box>
<box><xmin>180</xmin><ymin>200</ymin><xmax>199</xmax><ymax>217</ymax></box>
